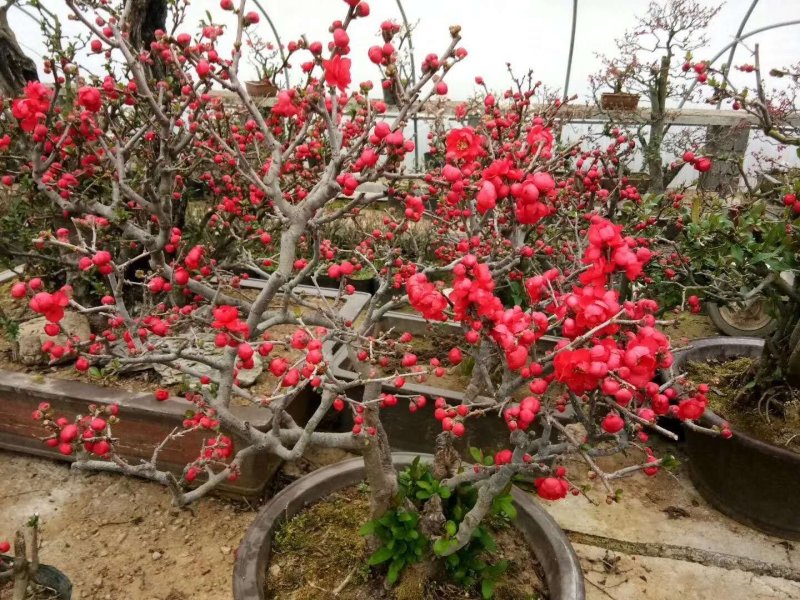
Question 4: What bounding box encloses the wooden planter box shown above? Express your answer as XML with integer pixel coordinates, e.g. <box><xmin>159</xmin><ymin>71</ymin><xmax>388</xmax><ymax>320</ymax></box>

<box><xmin>328</xmin><ymin>311</ymin><xmax>565</xmax><ymax>455</ymax></box>
<box><xmin>245</xmin><ymin>79</ymin><xmax>278</xmax><ymax>98</ymax></box>
<box><xmin>0</xmin><ymin>273</ymin><xmax>371</xmax><ymax>499</ymax></box>
<box><xmin>0</xmin><ymin>371</ymin><xmax>280</xmax><ymax>498</ymax></box>
<box><xmin>600</xmin><ymin>92</ymin><xmax>640</xmax><ymax>111</ymax></box>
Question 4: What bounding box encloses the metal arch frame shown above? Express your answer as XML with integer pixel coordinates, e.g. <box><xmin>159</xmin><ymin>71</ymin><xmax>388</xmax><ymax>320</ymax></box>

<box><xmin>395</xmin><ymin>0</ymin><xmax>421</xmax><ymax>170</ymax></box>
<box><xmin>563</xmin><ymin>0</ymin><xmax>578</xmax><ymax>102</ymax></box>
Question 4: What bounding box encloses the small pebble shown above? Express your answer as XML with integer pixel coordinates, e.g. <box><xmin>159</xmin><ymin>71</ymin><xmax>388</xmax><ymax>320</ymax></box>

<box><xmin>152</xmin><ymin>551</ymin><xmax>162</xmax><ymax>561</ymax></box>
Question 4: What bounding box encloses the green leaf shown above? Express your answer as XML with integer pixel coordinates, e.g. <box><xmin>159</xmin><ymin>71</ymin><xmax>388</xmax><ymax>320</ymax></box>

<box><xmin>469</xmin><ymin>447</ymin><xmax>484</xmax><ymax>464</ymax></box>
<box><xmin>358</xmin><ymin>521</ymin><xmax>376</xmax><ymax>536</ymax></box>
<box><xmin>481</xmin><ymin>578</ymin><xmax>495</xmax><ymax>599</ymax></box>
<box><xmin>433</xmin><ymin>538</ymin><xmax>456</xmax><ymax>556</ymax></box>
<box><xmin>446</xmin><ymin>521</ymin><xmax>457</xmax><ymax>536</ymax></box>
<box><xmin>367</xmin><ymin>546</ymin><xmax>394</xmax><ymax>565</ymax></box>
<box><xmin>387</xmin><ymin>558</ymin><xmax>404</xmax><ymax>585</ymax></box>
<box><xmin>438</xmin><ymin>487</ymin><xmax>452</xmax><ymax>499</ymax></box>
<box><xmin>88</xmin><ymin>366</ymin><xmax>102</xmax><ymax>378</ymax></box>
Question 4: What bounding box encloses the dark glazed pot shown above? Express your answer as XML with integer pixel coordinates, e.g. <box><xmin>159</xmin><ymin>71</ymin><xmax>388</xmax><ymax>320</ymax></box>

<box><xmin>233</xmin><ymin>453</ymin><xmax>585</xmax><ymax>600</ymax></box>
<box><xmin>670</xmin><ymin>337</ymin><xmax>800</xmax><ymax>540</ymax></box>
<box><xmin>0</xmin><ymin>558</ymin><xmax>72</xmax><ymax>599</ymax></box>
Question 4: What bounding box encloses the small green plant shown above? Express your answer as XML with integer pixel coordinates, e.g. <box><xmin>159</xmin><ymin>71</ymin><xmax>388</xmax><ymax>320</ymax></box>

<box><xmin>358</xmin><ymin>508</ymin><xmax>426</xmax><ymax>586</ymax></box>
<box><xmin>361</xmin><ymin>457</ymin><xmax>514</xmax><ymax>598</ymax></box>
<box><xmin>397</xmin><ymin>455</ymin><xmax>452</xmax><ymax>502</ymax></box>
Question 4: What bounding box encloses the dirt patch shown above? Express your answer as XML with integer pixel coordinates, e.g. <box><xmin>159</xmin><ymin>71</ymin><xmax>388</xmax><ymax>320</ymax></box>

<box><xmin>0</xmin><ymin>446</ymin><xmax>358</xmax><ymax>600</ymax></box>
<box><xmin>685</xmin><ymin>358</ymin><xmax>800</xmax><ymax>453</ymax></box>
<box><xmin>266</xmin><ymin>486</ymin><xmax>546</xmax><ymax>600</ymax></box>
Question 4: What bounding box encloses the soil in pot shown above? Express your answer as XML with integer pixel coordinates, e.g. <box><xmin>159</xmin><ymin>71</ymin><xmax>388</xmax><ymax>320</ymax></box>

<box><xmin>685</xmin><ymin>357</ymin><xmax>800</xmax><ymax>453</ymax></box>
<box><xmin>0</xmin><ymin>579</ymin><xmax>63</xmax><ymax>600</ymax></box>
<box><xmin>264</xmin><ymin>485</ymin><xmax>547</xmax><ymax>600</ymax></box>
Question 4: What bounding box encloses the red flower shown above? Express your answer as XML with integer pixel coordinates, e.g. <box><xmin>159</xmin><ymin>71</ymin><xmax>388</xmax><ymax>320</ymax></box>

<box><xmin>476</xmin><ymin>180</ymin><xmax>497</xmax><ymax>214</ymax></box>
<box><xmin>535</xmin><ymin>477</ymin><xmax>569</xmax><ymax>500</ymax></box>
<box><xmin>445</xmin><ymin>127</ymin><xmax>482</xmax><ymax>162</ymax></box>
<box><xmin>407</xmin><ymin>273</ymin><xmax>448</xmax><ymax>321</ymax></box>
<box><xmin>29</xmin><ymin>289</ymin><xmax>70</xmax><ymax>323</ymax></box>
<box><xmin>211</xmin><ymin>305</ymin><xmax>249</xmax><ymax>335</ymax></box>
<box><xmin>12</xmin><ymin>82</ymin><xmax>52</xmax><ymax>133</ymax></box>
<box><xmin>620</xmin><ymin>327</ymin><xmax>671</xmax><ymax>389</ymax></box>
<box><xmin>77</xmin><ymin>86</ymin><xmax>102</xmax><ymax>113</ymax></box>
<box><xmin>527</xmin><ymin>122</ymin><xmax>553</xmax><ymax>155</ymax></box>
<box><xmin>676</xmin><ymin>397</ymin><xmax>705</xmax><ymax>420</ymax></box>
<box><xmin>271</xmin><ymin>91</ymin><xmax>298</xmax><ymax>118</ymax></box>
<box><xmin>323</xmin><ymin>55</ymin><xmax>351</xmax><ymax>91</ymax></box>
<box><xmin>693</xmin><ymin>157</ymin><xmax>712</xmax><ymax>172</ymax></box>
<box><xmin>553</xmin><ymin>348</ymin><xmax>603</xmax><ymax>394</ymax></box>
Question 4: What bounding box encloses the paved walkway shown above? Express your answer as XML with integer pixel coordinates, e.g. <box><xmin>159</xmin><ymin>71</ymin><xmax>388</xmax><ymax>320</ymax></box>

<box><xmin>545</xmin><ymin>437</ymin><xmax>800</xmax><ymax>599</ymax></box>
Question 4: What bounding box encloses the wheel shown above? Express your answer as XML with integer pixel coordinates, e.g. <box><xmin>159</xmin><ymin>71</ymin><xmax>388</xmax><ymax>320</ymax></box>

<box><xmin>707</xmin><ymin>299</ymin><xmax>776</xmax><ymax>338</ymax></box>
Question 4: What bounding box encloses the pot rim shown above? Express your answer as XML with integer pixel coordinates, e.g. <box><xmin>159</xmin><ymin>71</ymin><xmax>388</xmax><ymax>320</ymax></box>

<box><xmin>232</xmin><ymin>452</ymin><xmax>585</xmax><ymax>600</ymax></box>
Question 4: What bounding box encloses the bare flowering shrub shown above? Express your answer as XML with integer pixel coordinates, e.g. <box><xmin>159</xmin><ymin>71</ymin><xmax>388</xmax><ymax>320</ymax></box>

<box><xmin>0</xmin><ymin>0</ymin><xmax>722</xmax><ymax>588</ymax></box>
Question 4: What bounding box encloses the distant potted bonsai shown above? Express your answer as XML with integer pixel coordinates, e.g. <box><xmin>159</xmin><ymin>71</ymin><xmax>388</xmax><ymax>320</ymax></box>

<box><xmin>590</xmin><ymin>0</ymin><xmax>720</xmax><ymax>193</ymax></box>
<box><xmin>244</xmin><ymin>29</ymin><xmax>282</xmax><ymax>98</ymax></box>
<box><xmin>600</xmin><ymin>64</ymin><xmax>640</xmax><ymax>111</ymax></box>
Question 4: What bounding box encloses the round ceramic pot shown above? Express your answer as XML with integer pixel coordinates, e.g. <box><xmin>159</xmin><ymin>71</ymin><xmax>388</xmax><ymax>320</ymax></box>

<box><xmin>671</xmin><ymin>337</ymin><xmax>800</xmax><ymax>540</ymax></box>
<box><xmin>233</xmin><ymin>453</ymin><xmax>585</xmax><ymax>599</ymax></box>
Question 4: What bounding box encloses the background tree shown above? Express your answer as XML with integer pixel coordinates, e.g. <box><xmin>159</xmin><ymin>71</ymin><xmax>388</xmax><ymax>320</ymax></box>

<box><xmin>591</xmin><ymin>0</ymin><xmax>719</xmax><ymax>194</ymax></box>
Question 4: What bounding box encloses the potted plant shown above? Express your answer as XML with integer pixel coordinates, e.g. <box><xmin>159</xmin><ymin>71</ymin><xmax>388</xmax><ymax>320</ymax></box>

<box><xmin>1</xmin><ymin>1</ymin><xmax>723</xmax><ymax>598</ymax></box>
<box><xmin>649</xmin><ymin>164</ymin><xmax>798</xmax><ymax>538</ymax></box>
<box><xmin>600</xmin><ymin>64</ymin><xmax>640</xmax><ymax>111</ymax></box>
<box><xmin>667</xmin><ymin>337</ymin><xmax>800</xmax><ymax>540</ymax></box>
<box><xmin>653</xmin><ymin>56</ymin><xmax>800</xmax><ymax>539</ymax></box>
<box><xmin>1</xmin><ymin>517</ymin><xmax>72</xmax><ymax>600</ymax></box>
<box><xmin>244</xmin><ymin>30</ymin><xmax>281</xmax><ymax>98</ymax></box>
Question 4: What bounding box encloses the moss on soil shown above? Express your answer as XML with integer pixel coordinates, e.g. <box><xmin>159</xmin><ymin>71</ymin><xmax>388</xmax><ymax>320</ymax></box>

<box><xmin>662</xmin><ymin>312</ymin><xmax>718</xmax><ymax>343</ymax></box>
<box><xmin>266</xmin><ymin>486</ymin><xmax>546</xmax><ymax>600</ymax></box>
<box><xmin>686</xmin><ymin>358</ymin><xmax>800</xmax><ymax>453</ymax></box>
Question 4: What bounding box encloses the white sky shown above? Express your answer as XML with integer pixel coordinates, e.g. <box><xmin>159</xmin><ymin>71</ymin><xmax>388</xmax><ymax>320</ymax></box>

<box><xmin>9</xmin><ymin>0</ymin><xmax>800</xmax><ymax>104</ymax></box>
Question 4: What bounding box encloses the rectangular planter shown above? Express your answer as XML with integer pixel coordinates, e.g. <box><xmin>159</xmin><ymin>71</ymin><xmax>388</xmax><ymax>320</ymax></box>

<box><xmin>0</xmin><ymin>371</ymin><xmax>280</xmax><ymax>497</ymax></box>
<box><xmin>0</xmin><ymin>273</ymin><xmax>371</xmax><ymax>498</ymax></box>
<box><xmin>329</xmin><ymin>311</ymin><xmax>564</xmax><ymax>455</ymax></box>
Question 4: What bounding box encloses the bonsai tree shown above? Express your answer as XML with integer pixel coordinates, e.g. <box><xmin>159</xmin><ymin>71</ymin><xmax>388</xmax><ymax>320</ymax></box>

<box><xmin>0</xmin><ymin>0</ymin><xmax>720</xmax><ymax>592</ymax></box>
<box><xmin>590</xmin><ymin>0</ymin><xmax>720</xmax><ymax>193</ymax></box>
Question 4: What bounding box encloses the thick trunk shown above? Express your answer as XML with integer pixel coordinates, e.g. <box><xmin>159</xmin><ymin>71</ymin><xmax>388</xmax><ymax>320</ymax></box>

<box><xmin>361</xmin><ymin>381</ymin><xmax>398</xmax><ymax>519</ymax></box>
<box><xmin>126</xmin><ymin>0</ymin><xmax>167</xmax><ymax>51</ymax></box>
<box><xmin>0</xmin><ymin>6</ymin><xmax>39</xmax><ymax>97</ymax></box>
<box><xmin>125</xmin><ymin>0</ymin><xmax>168</xmax><ymax>80</ymax></box>
<box><xmin>646</xmin><ymin>55</ymin><xmax>670</xmax><ymax>195</ymax></box>
<box><xmin>11</xmin><ymin>530</ymin><xmax>29</xmax><ymax>600</ymax></box>
<box><xmin>645</xmin><ymin>126</ymin><xmax>666</xmax><ymax>194</ymax></box>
